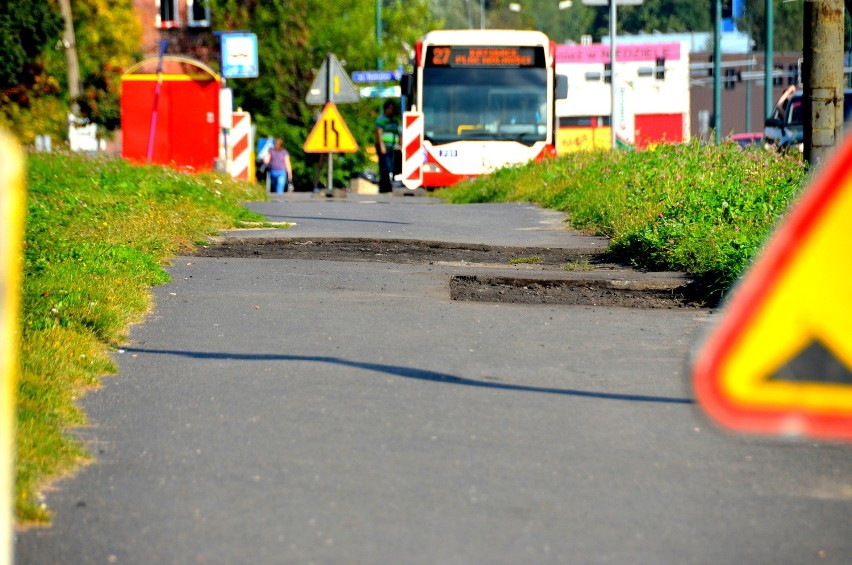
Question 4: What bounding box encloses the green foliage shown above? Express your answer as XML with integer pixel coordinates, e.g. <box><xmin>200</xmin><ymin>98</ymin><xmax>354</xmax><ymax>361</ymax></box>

<box><xmin>0</xmin><ymin>0</ymin><xmax>63</xmax><ymax>89</ymax></box>
<box><xmin>616</xmin><ymin>0</ymin><xmax>712</xmax><ymax>36</ymax></box>
<box><xmin>440</xmin><ymin>142</ymin><xmax>807</xmax><ymax>304</ymax></box>
<box><xmin>430</xmin><ymin>0</ymin><xmax>714</xmax><ymax>42</ymax></box>
<box><xmin>740</xmin><ymin>0</ymin><xmax>804</xmax><ymax>52</ymax></box>
<box><xmin>17</xmin><ymin>153</ymin><xmax>266</xmax><ymax>522</ymax></box>
<box><xmin>0</xmin><ymin>88</ymin><xmax>66</xmax><ymax>145</ymax></box>
<box><xmin>509</xmin><ymin>256</ymin><xmax>542</xmax><ymax>264</ymax></box>
<box><xmin>430</xmin><ymin>0</ymin><xmax>595</xmax><ymax>43</ymax></box>
<box><xmin>0</xmin><ymin>0</ymin><xmax>64</xmax><ymax>142</ymax></box>
<box><xmin>66</xmin><ymin>0</ymin><xmax>141</xmax><ymax>129</ymax></box>
<box><xmin>0</xmin><ymin>0</ymin><xmax>139</xmax><ymax>141</ymax></box>
<box><xmin>213</xmin><ymin>0</ymin><xmax>436</xmax><ymax>188</ymax></box>
<box><xmin>73</xmin><ymin>64</ymin><xmax>124</xmax><ymax>131</ymax></box>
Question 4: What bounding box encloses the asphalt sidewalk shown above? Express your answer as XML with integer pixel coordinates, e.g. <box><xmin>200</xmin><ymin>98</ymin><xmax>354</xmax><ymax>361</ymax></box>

<box><xmin>15</xmin><ymin>193</ymin><xmax>852</xmax><ymax>565</ymax></box>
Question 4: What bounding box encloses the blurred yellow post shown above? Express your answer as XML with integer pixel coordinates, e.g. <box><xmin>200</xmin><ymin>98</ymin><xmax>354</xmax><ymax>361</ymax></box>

<box><xmin>0</xmin><ymin>131</ymin><xmax>25</xmax><ymax>564</ymax></box>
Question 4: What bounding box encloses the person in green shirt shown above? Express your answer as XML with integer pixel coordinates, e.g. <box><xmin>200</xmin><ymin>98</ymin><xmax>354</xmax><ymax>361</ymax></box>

<box><xmin>374</xmin><ymin>99</ymin><xmax>400</xmax><ymax>193</ymax></box>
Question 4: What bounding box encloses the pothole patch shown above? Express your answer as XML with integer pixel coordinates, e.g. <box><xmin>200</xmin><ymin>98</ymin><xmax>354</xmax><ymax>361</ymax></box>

<box><xmin>450</xmin><ymin>275</ymin><xmax>698</xmax><ymax>309</ymax></box>
<box><xmin>197</xmin><ymin>237</ymin><xmax>600</xmax><ymax>265</ymax></box>
<box><xmin>196</xmin><ymin>238</ymin><xmax>702</xmax><ymax>308</ymax></box>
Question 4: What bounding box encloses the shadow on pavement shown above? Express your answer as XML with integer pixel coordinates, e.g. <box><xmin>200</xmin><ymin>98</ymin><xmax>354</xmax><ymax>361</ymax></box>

<box><xmin>123</xmin><ymin>347</ymin><xmax>694</xmax><ymax>405</ymax></box>
<box><xmin>265</xmin><ymin>215</ymin><xmax>412</xmax><ymax>225</ymax></box>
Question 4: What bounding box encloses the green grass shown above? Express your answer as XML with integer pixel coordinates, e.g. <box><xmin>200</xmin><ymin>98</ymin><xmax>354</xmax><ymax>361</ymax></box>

<box><xmin>16</xmin><ymin>153</ymin><xmax>267</xmax><ymax>523</ymax></box>
<box><xmin>564</xmin><ymin>259</ymin><xmax>593</xmax><ymax>272</ymax></box>
<box><xmin>508</xmin><ymin>255</ymin><xmax>541</xmax><ymax>265</ymax></box>
<box><xmin>440</xmin><ymin>142</ymin><xmax>808</xmax><ymax>303</ymax></box>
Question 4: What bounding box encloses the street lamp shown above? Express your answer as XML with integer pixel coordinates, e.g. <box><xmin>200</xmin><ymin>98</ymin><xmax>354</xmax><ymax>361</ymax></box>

<box><xmin>582</xmin><ymin>0</ymin><xmax>643</xmax><ymax>150</ymax></box>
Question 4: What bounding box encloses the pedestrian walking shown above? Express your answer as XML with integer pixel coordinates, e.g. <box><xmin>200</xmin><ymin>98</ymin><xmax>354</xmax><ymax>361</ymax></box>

<box><xmin>265</xmin><ymin>138</ymin><xmax>294</xmax><ymax>194</ymax></box>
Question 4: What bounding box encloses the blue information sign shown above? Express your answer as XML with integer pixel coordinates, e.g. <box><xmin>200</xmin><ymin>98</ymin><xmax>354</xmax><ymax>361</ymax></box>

<box><xmin>352</xmin><ymin>70</ymin><xmax>401</xmax><ymax>83</ymax></box>
<box><xmin>219</xmin><ymin>32</ymin><xmax>259</xmax><ymax>79</ymax></box>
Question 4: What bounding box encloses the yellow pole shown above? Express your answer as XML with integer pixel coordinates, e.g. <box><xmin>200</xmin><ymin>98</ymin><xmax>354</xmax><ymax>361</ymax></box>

<box><xmin>0</xmin><ymin>131</ymin><xmax>26</xmax><ymax>564</ymax></box>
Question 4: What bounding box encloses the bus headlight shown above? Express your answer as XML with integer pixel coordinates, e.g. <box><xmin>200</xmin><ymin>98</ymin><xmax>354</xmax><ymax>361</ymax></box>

<box><xmin>423</xmin><ymin>163</ymin><xmax>443</xmax><ymax>173</ymax></box>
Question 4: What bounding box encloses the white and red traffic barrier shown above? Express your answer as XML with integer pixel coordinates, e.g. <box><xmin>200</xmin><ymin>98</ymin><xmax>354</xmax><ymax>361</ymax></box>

<box><xmin>228</xmin><ymin>111</ymin><xmax>252</xmax><ymax>181</ymax></box>
<box><xmin>401</xmin><ymin>111</ymin><xmax>424</xmax><ymax>189</ymax></box>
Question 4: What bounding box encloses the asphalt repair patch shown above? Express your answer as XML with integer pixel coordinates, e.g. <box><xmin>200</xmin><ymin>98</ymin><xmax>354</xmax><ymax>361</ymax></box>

<box><xmin>195</xmin><ymin>238</ymin><xmax>701</xmax><ymax>308</ymax></box>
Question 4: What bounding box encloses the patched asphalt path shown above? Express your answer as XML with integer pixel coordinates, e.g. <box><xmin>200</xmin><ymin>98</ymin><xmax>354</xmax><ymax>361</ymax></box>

<box><xmin>16</xmin><ymin>193</ymin><xmax>852</xmax><ymax>564</ymax></box>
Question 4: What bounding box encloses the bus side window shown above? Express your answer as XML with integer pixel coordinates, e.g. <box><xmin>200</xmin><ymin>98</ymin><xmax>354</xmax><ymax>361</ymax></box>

<box><xmin>556</xmin><ymin>74</ymin><xmax>568</xmax><ymax>99</ymax></box>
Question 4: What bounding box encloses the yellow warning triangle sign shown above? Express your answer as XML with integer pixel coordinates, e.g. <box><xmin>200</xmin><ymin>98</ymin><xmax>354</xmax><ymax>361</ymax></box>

<box><xmin>303</xmin><ymin>102</ymin><xmax>359</xmax><ymax>154</ymax></box>
<box><xmin>693</xmin><ymin>134</ymin><xmax>852</xmax><ymax>441</ymax></box>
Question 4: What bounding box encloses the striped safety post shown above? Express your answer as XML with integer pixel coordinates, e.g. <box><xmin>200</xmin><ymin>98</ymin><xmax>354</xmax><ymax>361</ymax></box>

<box><xmin>0</xmin><ymin>131</ymin><xmax>25</xmax><ymax>565</ymax></box>
<box><xmin>228</xmin><ymin>111</ymin><xmax>252</xmax><ymax>182</ymax></box>
<box><xmin>401</xmin><ymin>111</ymin><xmax>424</xmax><ymax>190</ymax></box>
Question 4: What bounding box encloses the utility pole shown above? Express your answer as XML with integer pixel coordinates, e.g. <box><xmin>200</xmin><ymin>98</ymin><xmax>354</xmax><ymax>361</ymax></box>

<box><xmin>803</xmin><ymin>0</ymin><xmax>845</xmax><ymax>167</ymax></box>
<box><xmin>713</xmin><ymin>0</ymin><xmax>722</xmax><ymax>142</ymax></box>
<box><xmin>764</xmin><ymin>0</ymin><xmax>773</xmax><ymax>120</ymax></box>
<box><xmin>610</xmin><ymin>0</ymin><xmax>617</xmax><ymax>149</ymax></box>
<box><xmin>58</xmin><ymin>0</ymin><xmax>81</xmax><ymax>115</ymax></box>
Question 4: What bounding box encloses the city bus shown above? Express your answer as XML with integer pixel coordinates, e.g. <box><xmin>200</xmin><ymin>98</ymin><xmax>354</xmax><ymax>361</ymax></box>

<box><xmin>401</xmin><ymin>29</ymin><xmax>567</xmax><ymax>188</ymax></box>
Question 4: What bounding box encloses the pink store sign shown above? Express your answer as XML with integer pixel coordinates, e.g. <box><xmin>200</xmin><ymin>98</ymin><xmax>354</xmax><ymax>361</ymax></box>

<box><xmin>555</xmin><ymin>43</ymin><xmax>682</xmax><ymax>64</ymax></box>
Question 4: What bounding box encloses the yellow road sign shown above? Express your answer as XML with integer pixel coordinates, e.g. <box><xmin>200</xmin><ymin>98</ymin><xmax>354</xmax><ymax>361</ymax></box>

<box><xmin>303</xmin><ymin>102</ymin><xmax>359</xmax><ymax>154</ymax></box>
<box><xmin>693</xmin><ymin>134</ymin><xmax>852</xmax><ymax>441</ymax></box>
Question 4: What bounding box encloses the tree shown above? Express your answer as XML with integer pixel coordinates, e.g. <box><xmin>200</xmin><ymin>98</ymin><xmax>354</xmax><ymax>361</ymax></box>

<box><xmin>0</xmin><ymin>0</ymin><xmax>139</xmax><ymax>141</ymax></box>
<box><xmin>430</xmin><ymin>0</ymin><xmax>480</xmax><ymax>28</ymax></box>
<box><xmin>212</xmin><ymin>0</ymin><xmax>436</xmax><ymax>187</ymax></box>
<box><xmin>739</xmin><ymin>0</ymin><xmax>804</xmax><ymax>52</ymax></box>
<box><xmin>426</xmin><ymin>1</ymin><xmax>713</xmax><ymax>44</ymax></box>
<box><xmin>0</xmin><ymin>0</ymin><xmax>63</xmax><ymax>140</ymax></box>
<box><xmin>62</xmin><ymin>0</ymin><xmax>141</xmax><ymax>129</ymax></box>
<box><xmin>588</xmin><ymin>0</ymin><xmax>712</xmax><ymax>41</ymax></box>
<box><xmin>618</xmin><ymin>0</ymin><xmax>712</xmax><ymax>34</ymax></box>
<box><xmin>527</xmin><ymin>1</ymin><xmax>596</xmax><ymax>44</ymax></box>
<box><xmin>0</xmin><ymin>0</ymin><xmax>63</xmax><ymax>89</ymax></box>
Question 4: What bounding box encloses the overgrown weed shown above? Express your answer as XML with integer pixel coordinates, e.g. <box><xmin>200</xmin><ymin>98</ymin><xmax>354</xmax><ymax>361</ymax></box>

<box><xmin>508</xmin><ymin>256</ymin><xmax>541</xmax><ymax>265</ymax></box>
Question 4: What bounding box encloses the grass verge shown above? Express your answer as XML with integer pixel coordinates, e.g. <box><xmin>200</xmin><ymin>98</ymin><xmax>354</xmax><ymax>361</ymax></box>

<box><xmin>16</xmin><ymin>153</ymin><xmax>267</xmax><ymax>523</ymax></box>
<box><xmin>439</xmin><ymin>142</ymin><xmax>808</xmax><ymax>304</ymax></box>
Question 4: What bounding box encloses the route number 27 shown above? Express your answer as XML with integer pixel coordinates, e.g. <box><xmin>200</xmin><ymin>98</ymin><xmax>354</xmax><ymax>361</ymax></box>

<box><xmin>432</xmin><ymin>47</ymin><xmax>451</xmax><ymax>66</ymax></box>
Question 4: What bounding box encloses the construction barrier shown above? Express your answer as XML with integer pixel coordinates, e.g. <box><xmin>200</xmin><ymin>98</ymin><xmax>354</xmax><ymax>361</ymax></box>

<box><xmin>229</xmin><ymin>111</ymin><xmax>252</xmax><ymax>181</ymax></box>
<box><xmin>0</xmin><ymin>131</ymin><xmax>25</xmax><ymax>565</ymax></box>
<box><xmin>401</xmin><ymin>111</ymin><xmax>424</xmax><ymax>189</ymax></box>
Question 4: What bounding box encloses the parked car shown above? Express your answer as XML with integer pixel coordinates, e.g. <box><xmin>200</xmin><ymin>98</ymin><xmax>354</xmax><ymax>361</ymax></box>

<box><xmin>764</xmin><ymin>86</ymin><xmax>852</xmax><ymax>151</ymax></box>
<box><xmin>729</xmin><ymin>132</ymin><xmax>763</xmax><ymax>148</ymax></box>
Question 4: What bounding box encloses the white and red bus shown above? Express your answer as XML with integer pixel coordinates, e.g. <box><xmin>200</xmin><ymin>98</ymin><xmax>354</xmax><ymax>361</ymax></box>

<box><xmin>402</xmin><ymin>29</ymin><xmax>566</xmax><ymax>188</ymax></box>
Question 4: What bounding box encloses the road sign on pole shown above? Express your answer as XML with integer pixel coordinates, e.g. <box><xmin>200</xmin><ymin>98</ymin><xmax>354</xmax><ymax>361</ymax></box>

<box><xmin>305</xmin><ymin>54</ymin><xmax>361</xmax><ymax>193</ymax></box>
<box><xmin>693</xmin><ymin>133</ymin><xmax>852</xmax><ymax>441</ymax></box>
<box><xmin>218</xmin><ymin>32</ymin><xmax>259</xmax><ymax>79</ymax></box>
<box><xmin>303</xmin><ymin>102</ymin><xmax>358</xmax><ymax>154</ymax></box>
<box><xmin>306</xmin><ymin>54</ymin><xmax>361</xmax><ymax>105</ymax></box>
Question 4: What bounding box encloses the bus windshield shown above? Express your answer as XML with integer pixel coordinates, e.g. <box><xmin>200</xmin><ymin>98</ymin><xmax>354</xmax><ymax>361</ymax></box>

<box><xmin>421</xmin><ymin>67</ymin><xmax>548</xmax><ymax>146</ymax></box>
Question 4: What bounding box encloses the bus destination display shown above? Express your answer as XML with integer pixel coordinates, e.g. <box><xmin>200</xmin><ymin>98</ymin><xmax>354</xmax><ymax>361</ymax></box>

<box><xmin>426</xmin><ymin>46</ymin><xmax>541</xmax><ymax>68</ymax></box>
